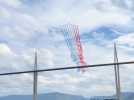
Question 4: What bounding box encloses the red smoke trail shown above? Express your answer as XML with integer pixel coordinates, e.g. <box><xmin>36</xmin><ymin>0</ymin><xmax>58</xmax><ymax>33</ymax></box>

<box><xmin>73</xmin><ymin>25</ymin><xmax>86</xmax><ymax>72</ymax></box>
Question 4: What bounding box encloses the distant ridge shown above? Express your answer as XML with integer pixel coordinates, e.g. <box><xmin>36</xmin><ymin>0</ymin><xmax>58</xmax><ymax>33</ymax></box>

<box><xmin>0</xmin><ymin>92</ymin><xmax>88</xmax><ymax>100</ymax></box>
<box><xmin>0</xmin><ymin>92</ymin><xmax>134</xmax><ymax>100</ymax></box>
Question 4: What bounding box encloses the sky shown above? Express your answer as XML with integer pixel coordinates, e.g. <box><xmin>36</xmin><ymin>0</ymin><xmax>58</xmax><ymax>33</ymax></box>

<box><xmin>0</xmin><ymin>0</ymin><xmax>134</xmax><ymax>97</ymax></box>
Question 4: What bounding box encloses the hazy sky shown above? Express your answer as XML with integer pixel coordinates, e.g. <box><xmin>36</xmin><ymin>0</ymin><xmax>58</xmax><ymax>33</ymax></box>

<box><xmin>0</xmin><ymin>0</ymin><xmax>134</xmax><ymax>97</ymax></box>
